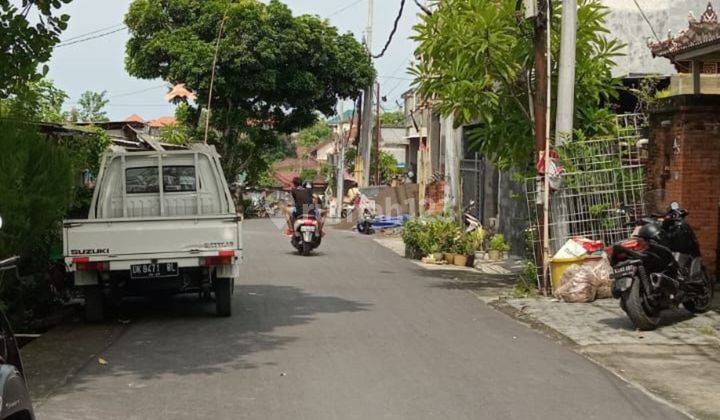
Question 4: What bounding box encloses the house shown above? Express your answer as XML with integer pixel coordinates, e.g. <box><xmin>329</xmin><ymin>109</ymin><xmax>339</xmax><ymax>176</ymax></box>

<box><xmin>379</xmin><ymin>126</ymin><xmax>408</xmax><ymax>168</ymax></box>
<box><xmin>648</xmin><ymin>2</ymin><xmax>720</xmax><ymax>95</ymax></box>
<box><xmin>73</xmin><ymin>114</ymin><xmax>179</xmax><ymax>150</ymax></box>
<box><xmin>310</xmin><ymin>138</ymin><xmax>336</xmax><ymax>163</ymax></box>
<box><xmin>644</xmin><ymin>2</ymin><xmax>720</xmax><ymax>276</ymax></box>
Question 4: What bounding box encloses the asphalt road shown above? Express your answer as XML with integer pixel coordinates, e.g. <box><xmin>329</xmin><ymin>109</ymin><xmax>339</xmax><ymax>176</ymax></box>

<box><xmin>36</xmin><ymin>219</ymin><xmax>686</xmax><ymax>420</ymax></box>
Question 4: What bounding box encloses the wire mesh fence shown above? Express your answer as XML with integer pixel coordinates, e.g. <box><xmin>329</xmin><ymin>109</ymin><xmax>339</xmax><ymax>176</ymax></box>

<box><xmin>525</xmin><ymin>114</ymin><xmax>648</xmax><ymax>289</ymax></box>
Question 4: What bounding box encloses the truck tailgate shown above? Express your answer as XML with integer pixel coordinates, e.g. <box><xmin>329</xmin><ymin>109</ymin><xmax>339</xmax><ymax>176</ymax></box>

<box><xmin>64</xmin><ymin>215</ymin><xmax>242</xmax><ymax>259</ymax></box>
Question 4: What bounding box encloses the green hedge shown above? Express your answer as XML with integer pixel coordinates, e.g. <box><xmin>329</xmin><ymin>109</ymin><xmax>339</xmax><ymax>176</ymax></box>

<box><xmin>0</xmin><ymin>120</ymin><xmax>75</xmax><ymax>328</ymax></box>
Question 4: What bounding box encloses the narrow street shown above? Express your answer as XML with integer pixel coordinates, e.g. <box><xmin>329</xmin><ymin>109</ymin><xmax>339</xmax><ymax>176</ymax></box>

<box><xmin>35</xmin><ymin>220</ymin><xmax>686</xmax><ymax>420</ymax></box>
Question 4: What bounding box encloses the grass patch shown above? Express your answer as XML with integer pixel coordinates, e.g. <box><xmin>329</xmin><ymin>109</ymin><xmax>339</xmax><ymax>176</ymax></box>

<box><xmin>512</xmin><ymin>261</ymin><xmax>539</xmax><ymax>298</ymax></box>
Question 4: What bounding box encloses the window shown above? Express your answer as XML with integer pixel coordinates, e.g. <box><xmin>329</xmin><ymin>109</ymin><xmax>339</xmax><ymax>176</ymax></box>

<box><xmin>125</xmin><ymin>166</ymin><xmax>197</xmax><ymax>194</ymax></box>
<box><xmin>163</xmin><ymin>166</ymin><xmax>196</xmax><ymax>192</ymax></box>
<box><xmin>126</xmin><ymin>167</ymin><xmax>159</xmax><ymax>194</ymax></box>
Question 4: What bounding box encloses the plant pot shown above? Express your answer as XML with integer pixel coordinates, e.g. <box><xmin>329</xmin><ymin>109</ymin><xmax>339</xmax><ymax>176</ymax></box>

<box><xmin>432</xmin><ymin>252</ymin><xmax>444</xmax><ymax>262</ymax></box>
<box><xmin>444</xmin><ymin>252</ymin><xmax>455</xmax><ymax>264</ymax></box>
<box><xmin>474</xmin><ymin>251</ymin><xmax>486</xmax><ymax>262</ymax></box>
<box><xmin>488</xmin><ymin>250</ymin><xmax>501</xmax><ymax>261</ymax></box>
<box><xmin>454</xmin><ymin>254</ymin><xmax>468</xmax><ymax>267</ymax></box>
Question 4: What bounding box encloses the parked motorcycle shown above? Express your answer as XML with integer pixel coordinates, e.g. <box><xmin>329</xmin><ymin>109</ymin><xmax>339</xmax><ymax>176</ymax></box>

<box><xmin>291</xmin><ymin>213</ymin><xmax>322</xmax><ymax>256</ymax></box>
<box><xmin>0</xmin><ymin>216</ymin><xmax>37</xmax><ymax>420</ymax></box>
<box><xmin>607</xmin><ymin>203</ymin><xmax>715</xmax><ymax>330</ymax></box>
<box><xmin>463</xmin><ymin>201</ymin><xmax>482</xmax><ymax>233</ymax></box>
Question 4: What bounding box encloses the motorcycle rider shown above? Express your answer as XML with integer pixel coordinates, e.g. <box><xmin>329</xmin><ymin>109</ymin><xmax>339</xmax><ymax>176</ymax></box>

<box><xmin>285</xmin><ymin>177</ymin><xmax>315</xmax><ymax>235</ymax></box>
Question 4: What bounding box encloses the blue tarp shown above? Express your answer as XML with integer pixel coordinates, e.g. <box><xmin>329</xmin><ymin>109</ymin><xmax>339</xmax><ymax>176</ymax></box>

<box><xmin>370</xmin><ymin>215</ymin><xmax>410</xmax><ymax>229</ymax></box>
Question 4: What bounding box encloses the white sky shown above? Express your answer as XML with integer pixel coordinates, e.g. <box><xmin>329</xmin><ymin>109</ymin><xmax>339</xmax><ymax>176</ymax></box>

<box><xmin>47</xmin><ymin>0</ymin><xmax>420</xmax><ymax>121</ymax></box>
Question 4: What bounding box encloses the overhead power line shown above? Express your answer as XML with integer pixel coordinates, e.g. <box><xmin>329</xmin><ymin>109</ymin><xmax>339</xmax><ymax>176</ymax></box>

<box><xmin>371</xmin><ymin>0</ymin><xmax>406</xmax><ymax>59</ymax></box>
<box><xmin>56</xmin><ymin>26</ymin><xmax>127</xmax><ymax>48</ymax></box>
<box><xmin>327</xmin><ymin>0</ymin><xmax>364</xmax><ymax>18</ymax></box>
<box><xmin>108</xmin><ymin>84</ymin><xmax>168</xmax><ymax>99</ymax></box>
<box><xmin>60</xmin><ymin>23</ymin><xmax>125</xmax><ymax>43</ymax></box>
<box><xmin>632</xmin><ymin>0</ymin><xmax>661</xmax><ymax>43</ymax></box>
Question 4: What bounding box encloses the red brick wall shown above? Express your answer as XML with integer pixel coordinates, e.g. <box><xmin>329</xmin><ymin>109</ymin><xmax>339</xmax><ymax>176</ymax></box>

<box><xmin>425</xmin><ymin>181</ymin><xmax>445</xmax><ymax>215</ymax></box>
<box><xmin>649</xmin><ymin>95</ymin><xmax>720</xmax><ymax>276</ymax></box>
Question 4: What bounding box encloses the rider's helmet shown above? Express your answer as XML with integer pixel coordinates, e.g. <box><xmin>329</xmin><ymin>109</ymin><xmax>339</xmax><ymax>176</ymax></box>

<box><xmin>637</xmin><ymin>223</ymin><xmax>662</xmax><ymax>241</ymax></box>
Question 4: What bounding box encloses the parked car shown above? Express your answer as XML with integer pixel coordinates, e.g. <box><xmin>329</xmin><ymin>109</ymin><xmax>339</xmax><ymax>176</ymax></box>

<box><xmin>0</xmin><ymin>217</ymin><xmax>36</xmax><ymax>420</ymax></box>
<box><xmin>63</xmin><ymin>144</ymin><xmax>242</xmax><ymax>321</ymax></box>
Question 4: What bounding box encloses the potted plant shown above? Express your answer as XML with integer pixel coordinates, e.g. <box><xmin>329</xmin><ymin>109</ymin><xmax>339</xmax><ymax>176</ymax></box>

<box><xmin>452</xmin><ymin>235</ymin><xmax>471</xmax><ymax>267</ymax></box>
<box><xmin>488</xmin><ymin>234</ymin><xmax>510</xmax><ymax>261</ymax></box>
<box><xmin>467</xmin><ymin>228</ymin><xmax>486</xmax><ymax>264</ymax></box>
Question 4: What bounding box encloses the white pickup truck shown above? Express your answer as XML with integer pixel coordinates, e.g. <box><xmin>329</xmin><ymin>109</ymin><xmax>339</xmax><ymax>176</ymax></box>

<box><xmin>63</xmin><ymin>143</ymin><xmax>242</xmax><ymax>320</ymax></box>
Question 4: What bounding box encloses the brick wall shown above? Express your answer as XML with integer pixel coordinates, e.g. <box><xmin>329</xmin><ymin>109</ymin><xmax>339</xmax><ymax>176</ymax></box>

<box><xmin>649</xmin><ymin>95</ymin><xmax>720</xmax><ymax>276</ymax></box>
<box><xmin>425</xmin><ymin>180</ymin><xmax>445</xmax><ymax>215</ymax></box>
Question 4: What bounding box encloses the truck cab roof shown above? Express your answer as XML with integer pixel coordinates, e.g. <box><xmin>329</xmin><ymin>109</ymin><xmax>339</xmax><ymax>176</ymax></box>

<box><xmin>89</xmin><ymin>143</ymin><xmax>235</xmax><ymax>219</ymax></box>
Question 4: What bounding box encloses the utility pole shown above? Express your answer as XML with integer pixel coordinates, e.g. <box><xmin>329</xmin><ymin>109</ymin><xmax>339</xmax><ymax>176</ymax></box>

<box><xmin>375</xmin><ymin>81</ymin><xmax>381</xmax><ymax>185</ymax></box>
<box><xmin>336</xmin><ymin>101</ymin><xmax>346</xmax><ymax>218</ymax></box>
<box><xmin>533</xmin><ymin>0</ymin><xmax>552</xmax><ymax>295</ymax></box>
<box><xmin>357</xmin><ymin>0</ymin><xmax>375</xmax><ymax>187</ymax></box>
<box><xmin>555</xmin><ymin>0</ymin><xmax>577</xmax><ymax>144</ymax></box>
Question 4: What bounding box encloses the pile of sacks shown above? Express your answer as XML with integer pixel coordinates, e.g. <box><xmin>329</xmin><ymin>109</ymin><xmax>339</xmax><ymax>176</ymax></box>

<box><xmin>553</xmin><ymin>257</ymin><xmax>614</xmax><ymax>303</ymax></box>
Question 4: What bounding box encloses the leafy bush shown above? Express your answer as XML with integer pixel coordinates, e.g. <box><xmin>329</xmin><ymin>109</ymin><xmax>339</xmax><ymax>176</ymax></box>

<box><xmin>0</xmin><ymin>120</ymin><xmax>75</xmax><ymax>328</ymax></box>
<box><xmin>402</xmin><ymin>216</ymin><xmax>461</xmax><ymax>257</ymax></box>
<box><xmin>466</xmin><ymin>228</ymin><xmax>486</xmax><ymax>253</ymax></box>
<box><xmin>489</xmin><ymin>234</ymin><xmax>510</xmax><ymax>252</ymax></box>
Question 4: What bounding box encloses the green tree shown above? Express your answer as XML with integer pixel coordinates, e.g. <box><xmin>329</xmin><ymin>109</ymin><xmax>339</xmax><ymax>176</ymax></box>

<box><xmin>77</xmin><ymin>90</ymin><xmax>110</xmax><ymax>122</ymax></box>
<box><xmin>344</xmin><ymin>147</ymin><xmax>398</xmax><ymax>185</ymax></box>
<box><xmin>0</xmin><ymin>78</ymin><xmax>68</xmax><ymax>123</ymax></box>
<box><xmin>298</xmin><ymin>120</ymin><xmax>332</xmax><ymax>148</ymax></box>
<box><xmin>0</xmin><ymin>0</ymin><xmax>71</xmax><ymax>98</ymax></box>
<box><xmin>411</xmin><ymin>0</ymin><xmax>623</xmax><ymax>171</ymax></box>
<box><xmin>124</xmin><ymin>0</ymin><xmax>374</xmax><ymax>184</ymax></box>
<box><xmin>380</xmin><ymin>110</ymin><xmax>404</xmax><ymax>127</ymax></box>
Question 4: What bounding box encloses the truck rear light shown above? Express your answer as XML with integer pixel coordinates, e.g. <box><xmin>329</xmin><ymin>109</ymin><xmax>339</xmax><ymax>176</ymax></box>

<box><xmin>203</xmin><ymin>250</ymin><xmax>235</xmax><ymax>266</ymax></box>
<box><xmin>75</xmin><ymin>261</ymin><xmax>107</xmax><ymax>272</ymax></box>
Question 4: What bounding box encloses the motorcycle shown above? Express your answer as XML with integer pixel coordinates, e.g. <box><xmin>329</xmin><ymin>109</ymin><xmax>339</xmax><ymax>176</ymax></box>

<box><xmin>0</xmin><ymin>216</ymin><xmax>37</xmax><ymax>420</ymax></box>
<box><xmin>291</xmin><ymin>212</ymin><xmax>322</xmax><ymax>256</ymax></box>
<box><xmin>607</xmin><ymin>202</ymin><xmax>715</xmax><ymax>331</ymax></box>
<box><xmin>463</xmin><ymin>201</ymin><xmax>482</xmax><ymax>233</ymax></box>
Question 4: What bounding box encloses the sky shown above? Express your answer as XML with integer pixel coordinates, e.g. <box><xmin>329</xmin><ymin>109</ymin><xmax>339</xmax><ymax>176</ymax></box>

<box><xmin>47</xmin><ymin>0</ymin><xmax>421</xmax><ymax>122</ymax></box>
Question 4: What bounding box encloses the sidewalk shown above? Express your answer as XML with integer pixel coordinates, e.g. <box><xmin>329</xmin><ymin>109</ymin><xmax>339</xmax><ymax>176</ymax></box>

<box><xmin>374</xmin><ymin>235</ymin><xmax>720</xmax><ymax>420</ymax></box>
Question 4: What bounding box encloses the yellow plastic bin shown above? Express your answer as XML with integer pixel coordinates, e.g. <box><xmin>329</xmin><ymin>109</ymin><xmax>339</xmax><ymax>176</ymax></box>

<box><xmin>550</xmin><ymin>256</ymin><xmax>586</xmax><ymax>291</ymax></box>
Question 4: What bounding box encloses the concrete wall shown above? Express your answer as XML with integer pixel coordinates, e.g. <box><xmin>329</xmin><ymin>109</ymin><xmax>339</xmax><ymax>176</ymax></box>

<box><xmin>602</xmin><ymin>0</ymin><xmax>714</xmax><ymax>76</ymax></box>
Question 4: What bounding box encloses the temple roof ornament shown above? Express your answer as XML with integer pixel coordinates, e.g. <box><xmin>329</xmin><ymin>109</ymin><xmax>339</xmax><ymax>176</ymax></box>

<box><xmin>649</xmin><ymin>2</ymin><xmax>720</xmax><ymax>59</ymax></box>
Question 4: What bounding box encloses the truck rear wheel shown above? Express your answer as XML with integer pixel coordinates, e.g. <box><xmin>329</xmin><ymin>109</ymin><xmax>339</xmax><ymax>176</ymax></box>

<box><xmin>83</xmin><ymin>285</ymin><xmax>104</xmax><ymax>322</ymax></box>
<box><xmin>214</xmin><ymin>277</ymin><xmax>233</xmax><ymax>317</ymax></box>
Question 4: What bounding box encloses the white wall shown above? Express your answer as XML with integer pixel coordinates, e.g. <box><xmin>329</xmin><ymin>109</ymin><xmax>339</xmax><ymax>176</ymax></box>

<box><xmin>602</xmin><ymin>0</ymin><xmax>713</xmax><ymax>76</ymax></box>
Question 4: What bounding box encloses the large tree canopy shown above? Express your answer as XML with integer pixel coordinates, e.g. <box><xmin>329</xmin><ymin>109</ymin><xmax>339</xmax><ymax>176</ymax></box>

<box><xmin>125</xmin><ymin>0</ymin><xmax>374</xmax><ymax>134</ymax></box>
<box><xmin>411</xmin><ymin>0</ymin><xmax>623</xmax><ymax>171</ymax></box>
<box><xmin>0</xmin><ymin>0</ymin><xmax>71</xmax><ymax>98</ymax></box>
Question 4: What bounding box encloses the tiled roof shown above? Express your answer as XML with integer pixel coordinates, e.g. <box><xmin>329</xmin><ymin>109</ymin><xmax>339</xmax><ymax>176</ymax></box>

<box><xmin>147</xmin><ymin>116</ymin><xmax>177</xmax><ymax>128</ymax></box>
<box><xmin>649</xmin><ymin>3</ymin><xmax>720</xmax><ymax>59</ymax></box>
<box><xmin>124</xmin><ymin>114</ymin><xmax>144</xmax><ymax>123</ymax></box>
<box><xmin>165</xmin><ymin>83</ymin><xmax>197</xmax><ymax>103</ymax></box>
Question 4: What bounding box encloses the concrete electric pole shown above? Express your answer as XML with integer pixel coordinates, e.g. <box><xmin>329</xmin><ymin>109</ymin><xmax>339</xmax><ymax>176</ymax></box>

<box><xmin>336</xmin><ymin>102</ymin><xmax>346</xmax><ymax>218</ymax></box>
<box><xmin>555</xmin><ymin>0</ymin><xmax>577</xmax><ymax>144</ymax></box>
<box><xmin>357</xmin><ymin>0</ymin><xmax>375</xmax><ymax>187</ymax></box>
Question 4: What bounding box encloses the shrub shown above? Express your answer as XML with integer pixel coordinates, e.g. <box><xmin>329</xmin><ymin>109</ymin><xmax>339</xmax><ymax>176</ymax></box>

<box><xmin>402</xmin><ymin>216</ymin><xmax>461</xmax><ymax>258</ymax></box>
<box><xmin>489</xmin><ymin>234</ymin><xmax>510</xmax><ymax>252</ymax></box>
<box><xmin>0</xmin><ymin>120</ymin><xmax>75</xmax><ymax>328</ymax></box>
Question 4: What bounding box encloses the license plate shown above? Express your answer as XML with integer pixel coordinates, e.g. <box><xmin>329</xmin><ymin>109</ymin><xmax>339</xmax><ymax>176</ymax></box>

<box><xmin>613</xmin><ymin>265</ymin><xmax>637</xmax><ymax>277</ymax></box>
<box><xmin>300</xmin><ymin>226</ymin><xmax>316</xmax><ymax>232</ymax></box>
<box><xmin>131</xmin><ymin>262</ymin><xmax>178</xmax><ymax>279</ymax></box>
